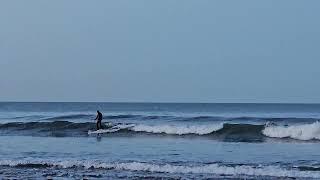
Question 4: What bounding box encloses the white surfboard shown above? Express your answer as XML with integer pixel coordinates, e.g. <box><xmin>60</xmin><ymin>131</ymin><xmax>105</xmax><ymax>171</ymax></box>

<box><xmin>88</xmin><ymin>128</ymin><xmax>119</xmax><ymax>135</ymax></box>
<box><xmin>88</xmin><ymin>124</ymin><xmax>135</xmax><ymax>135</ymax></box>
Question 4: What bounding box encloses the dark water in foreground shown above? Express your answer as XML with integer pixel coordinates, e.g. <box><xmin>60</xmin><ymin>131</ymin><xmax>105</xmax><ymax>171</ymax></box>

<box><xmin>1</xmin><ymin>102</ymin><xmax>320</xmax><ymax>179</ymax></box>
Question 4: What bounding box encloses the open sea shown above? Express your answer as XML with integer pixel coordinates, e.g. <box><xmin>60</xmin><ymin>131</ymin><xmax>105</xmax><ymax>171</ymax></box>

<box><xmin>1</xmin><ymin>102</ymin><xmax>320</xmax><ymax>179</ymax></box>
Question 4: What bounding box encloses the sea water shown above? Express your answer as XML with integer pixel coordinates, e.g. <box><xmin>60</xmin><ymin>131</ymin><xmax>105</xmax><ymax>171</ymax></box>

<box><xmin>1</xmin><ymin>102</ymin><xmax>320</xmax><ymax>179</ymax></box>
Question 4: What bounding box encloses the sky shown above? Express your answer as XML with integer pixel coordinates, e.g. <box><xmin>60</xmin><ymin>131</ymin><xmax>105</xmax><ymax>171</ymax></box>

<box><xmin>0</xmin><ymin>0</ymin><xmax>320</xmax><ymax>103</ymax></box>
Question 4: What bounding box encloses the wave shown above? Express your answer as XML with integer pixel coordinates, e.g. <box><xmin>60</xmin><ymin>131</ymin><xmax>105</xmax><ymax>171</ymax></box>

<box><xmin>0</xmin><ymin>121</ymin><xmax>93</xmax><ymax>130</ymax></box>
<box><xmin>88</xmin><ymin>123</ymin><xmax>224</xmax><ymax>136</ymax></box>
<box><xmin>131</xmin><ymin>124</ymin><xmax>224</xmax><ymax>135</ymax></box>
<box><xmin>0</xmin><ymin>160</ymin><xmax>320</xmax><ymax>178</ymax></box>
<box><xmin>263</xmin><ymin>122</ymin><xmax>320</xmax><ymax>140</ymax></box>
<box><xmin>1</xmin><ymin>120</ymin><xmax>320</xmax><ymax>141</ymax></box>
<box><xmin>0</xmin><ymin>121</ymin><xmax>225</xmax><ymax>136</ymax></box>
<box><xmin>0</xmin><ymin>121</ymin><xmax>94</xmax><ymax>137</ymax></box>
<box><xmin>87</xmin><ymin>123</ymin><xmax>266</xmax><ymax>142</ymax></box>
<box><xmin>0</xmin><ymin>121</ymin><xmax>262</xmax><ymax>141</ymax></box>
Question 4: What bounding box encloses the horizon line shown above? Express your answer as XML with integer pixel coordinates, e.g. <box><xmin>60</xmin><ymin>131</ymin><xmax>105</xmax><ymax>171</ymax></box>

<box><xmin>0</xmin><ymin>101</ymin><xmax>320</xmax><ymax>105</ymax></box>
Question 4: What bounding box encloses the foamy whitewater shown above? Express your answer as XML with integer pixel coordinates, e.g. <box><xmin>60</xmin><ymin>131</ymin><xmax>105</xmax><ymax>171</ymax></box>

<box><xmin>1</xmin><ymin>102</ymin><xmax>320</xmax><ymax>179</ymax></box>
<box><xmin>1</xmin><ymin>159</ymin><xmax>320</xmax><ymax>178</ymax></box>
<box><xmin>263</xmin><ymin>121</ymin><xmax>320</xmax><ymax>140</ymax></box>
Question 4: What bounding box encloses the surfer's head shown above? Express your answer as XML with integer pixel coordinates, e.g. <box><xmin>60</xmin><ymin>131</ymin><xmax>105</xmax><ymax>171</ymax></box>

<box><xmin>97</xmin><ymin>110</ymin><xmax>100</xmax><ymax>113</ymax></box>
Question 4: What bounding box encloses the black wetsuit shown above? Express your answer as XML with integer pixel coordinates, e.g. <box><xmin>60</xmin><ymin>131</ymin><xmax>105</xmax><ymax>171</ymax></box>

<box><xmin>96</xmin><ymin>112</ymin><xmax>103</xmax><ymax>130</ymax></box>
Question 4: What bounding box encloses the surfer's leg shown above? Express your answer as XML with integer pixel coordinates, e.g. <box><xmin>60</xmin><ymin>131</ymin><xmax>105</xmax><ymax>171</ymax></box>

<box><xmin>96</xmin><ymin>121</ymin><xmax>99</xmax><ymax>130</ymax></box>
<box><xmin>99</xmin><ymin>120</ymin><xmax>103</xmax><ymax>129</ymax></box>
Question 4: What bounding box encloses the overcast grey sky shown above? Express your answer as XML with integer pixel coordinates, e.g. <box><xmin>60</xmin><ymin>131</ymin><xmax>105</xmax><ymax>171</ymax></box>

<box><xmin>0</xmin><ymin>0</ymin><xmax>319</xmax><ymax>103</ymax></box>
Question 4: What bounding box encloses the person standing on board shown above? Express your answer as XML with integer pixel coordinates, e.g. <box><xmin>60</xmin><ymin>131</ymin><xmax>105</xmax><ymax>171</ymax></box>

<box><xmin>95</xmin><ymin>110</ymin><xmax>103</xmax><ymax>130</ymax></box>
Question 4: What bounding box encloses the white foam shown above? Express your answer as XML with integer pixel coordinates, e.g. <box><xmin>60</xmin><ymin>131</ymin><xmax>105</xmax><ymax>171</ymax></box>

<box><xmin>131</xmin><ymin>124</ymin><xmax>223</xmax><ymax>135</ymax></box>
<box><xmin>88</xmin><ymin>123</ymin><xmax>223</xmax><ymax>135</ymax></box>
<box><xmin>262</xmin><ymin>122</ymin><xmax>320</xmax><ymax>140</ymax></box>
<box><xmin>1</xmin><ymin>160</ymin><xmax>320</xmax><ymax>178</ymax></box>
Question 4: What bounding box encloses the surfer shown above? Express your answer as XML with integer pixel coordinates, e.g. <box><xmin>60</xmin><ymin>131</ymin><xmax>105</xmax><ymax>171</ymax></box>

<box><xmin>95</xmin><ymin>110</ymin><xmax>103</xmax><ymax>130</ymax></box>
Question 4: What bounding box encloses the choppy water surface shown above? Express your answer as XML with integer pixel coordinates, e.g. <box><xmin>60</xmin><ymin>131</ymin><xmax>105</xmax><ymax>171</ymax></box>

<box><xmin>1</xmin><ymin>102</ymin><xmax>320</xmax><ymax>179</ymax></box>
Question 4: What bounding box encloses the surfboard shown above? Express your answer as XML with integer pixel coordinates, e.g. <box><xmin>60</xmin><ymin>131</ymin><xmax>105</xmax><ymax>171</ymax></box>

<box><xmin>88</xmin><ymin>128</ymin><xmax>119</xmax><ymax>135</ymax></box>
<box><xmin>88</xmin><ymin>124</ymin><xmax>135</xmax><ymax>135</ymax></box>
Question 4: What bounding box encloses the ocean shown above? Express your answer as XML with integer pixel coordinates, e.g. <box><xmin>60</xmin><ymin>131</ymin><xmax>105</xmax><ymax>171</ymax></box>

<box><xmin>1</xmin><ymin>102</ymin><xmax>320</xmax><ymax>179</ymax></box>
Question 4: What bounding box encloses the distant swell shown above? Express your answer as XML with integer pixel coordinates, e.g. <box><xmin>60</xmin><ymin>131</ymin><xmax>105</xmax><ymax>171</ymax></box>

<box><xmin>106</xmin><ymin>115</ymin><xmax>141</xmax><ymax>119</ymax></box>
<box><xmin>6</xmin><ymin>113</ymin><xmax>320</xmax><ymax>122</ymax></box>
<box><xmin>44</xmin><ymin>114</ymin><xmax>92</xmax><ymax>120</ymax></box>
<box><xmin>0</xmin><ymin>160</ymin><xmax>320</xmax><ymax>178</ymax></box>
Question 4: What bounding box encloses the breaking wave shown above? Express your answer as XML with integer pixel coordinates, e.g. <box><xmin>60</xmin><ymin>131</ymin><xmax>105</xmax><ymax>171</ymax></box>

<box><xmin>263</xmin><ymin>122</ymin><xmax>320</xmax><ymax>140</ymax></box>
<box><xmin>131</xmin><ymin>124</ymin><xmax>223</xmax><ymax>135</ymax></box>
<box><xmin>0</xmin><ymin>160</ymin><xmax>320</xmax><ymax>178</ymax></box>
<box><xmin>1</xmin><ymin>120</ymin><xmax>320</xmax><ymax>141</ymax></box>
<box><xmin>0</xmin><ymin>121</ymin><xmax>226</xmax><ymax>136</ymax></box>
